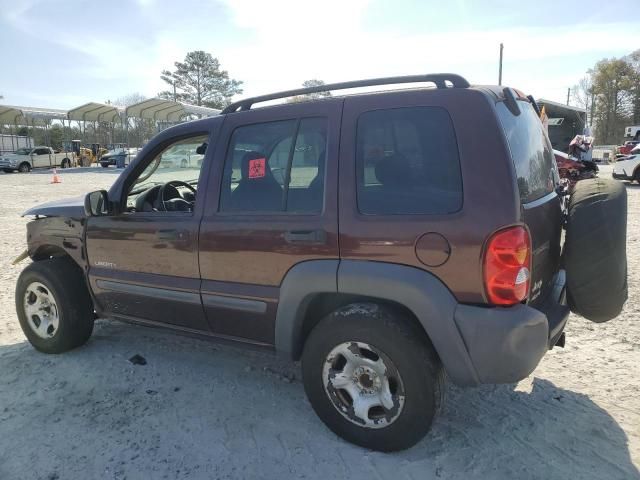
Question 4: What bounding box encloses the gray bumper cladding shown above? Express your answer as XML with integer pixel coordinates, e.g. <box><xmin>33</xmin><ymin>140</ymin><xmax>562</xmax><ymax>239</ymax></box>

<box><xmin>454</xmin><ymin>304</ymin><xmax>549</xmax><ymax>384</ymax></box>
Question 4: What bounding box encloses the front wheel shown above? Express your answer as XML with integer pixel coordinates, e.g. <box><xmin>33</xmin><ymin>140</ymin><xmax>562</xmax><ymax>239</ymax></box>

<box><xmin>302</xmin><ymin>303</ymin><xmax>444</xmax><ymax>451</ymax></box>
<box><xmin>18</xmin><ymin>162</ymin><xmax>31</xmax><ymax>173</ymax></box>
<box><xmin>15</xmin><ymin>258</ymin><xmax>94</xmax><ymax>353</ymax></box>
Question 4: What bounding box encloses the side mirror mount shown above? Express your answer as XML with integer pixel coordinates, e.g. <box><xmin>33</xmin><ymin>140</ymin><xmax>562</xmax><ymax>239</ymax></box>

<box><xmin>84</xmin><ymin>190</ymin><xmax>110</xmax><ymax>217</ymax></box>
<box><xmin>195</xmin><ymin>142</ymin><xmax>208</xmax><ymax>155</ymax></box>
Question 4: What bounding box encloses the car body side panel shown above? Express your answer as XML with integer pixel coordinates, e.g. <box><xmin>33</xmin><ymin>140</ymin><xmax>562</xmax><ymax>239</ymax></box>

<box><xmin>613</xmin><ymin>156</ymin><xmax>640</xmax><ymax>179</ymax></box>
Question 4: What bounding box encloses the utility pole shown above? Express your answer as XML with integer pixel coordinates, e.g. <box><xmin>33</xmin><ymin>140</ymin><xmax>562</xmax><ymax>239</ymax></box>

<box><xmin>498</xmin><ymin>43</ymin><xmax>504</xmax><ymax>86</ymax></box>
<box><xmin>566</xmin><ymin>87</ymin><xmax>570</xmax><ymax>105</ymax></box>
<box><xmin>173</xmin><ymin>82</ymin><xmax>177</xmax><ymax>102</ymax></box>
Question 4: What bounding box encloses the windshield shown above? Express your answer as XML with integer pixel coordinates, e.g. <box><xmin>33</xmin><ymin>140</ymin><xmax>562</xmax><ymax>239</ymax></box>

<box><xmin>14</xmin><ymin>148</ymin><xmax>31</xmax><ymax>155</ymax></box>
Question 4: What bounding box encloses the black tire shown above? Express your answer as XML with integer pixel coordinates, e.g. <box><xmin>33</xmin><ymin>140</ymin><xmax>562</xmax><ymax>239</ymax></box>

<box><xmin>302</xmin><ymin>303</ymin><xmax>444</xmax><ymax>452</ymax></box>
<box><xmin>565</xmin><ymin>178</ymin><xmax>627</xmax><ymax>322</ymax></box>
<box><xmin>61</xmin><ymin>158</ymin><xmax>70</xmax><ymax>169</ymax></box>
<box><xmin>15</xmin><ymin>258</ymin><xmax>94</xmax><ymax>353</ymax></box>
<box><xmin>18</xmin><ymin>162</ymin><xmax>31</xmax><ymax>173</ymax></box>
<box><xmin>100</xmin><ymin>163</ymin><xmax>109</xmax><ymax>168</ymax></box>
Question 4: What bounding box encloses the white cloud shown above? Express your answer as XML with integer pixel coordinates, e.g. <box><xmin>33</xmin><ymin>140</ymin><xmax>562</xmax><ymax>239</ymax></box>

<box><xmin>3</xmin><ymin>0</ymin><xmax>639</xmax><ymax>107</ymax></box>
<box><xmin>214</xmin><ymin>0</ymin><xmax>638</xmax><ymax>102</ymax></box>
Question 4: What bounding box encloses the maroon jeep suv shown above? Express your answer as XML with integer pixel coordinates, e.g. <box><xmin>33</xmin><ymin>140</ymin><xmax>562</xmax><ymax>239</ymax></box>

<box><xmin>14</xmin><ymin>74</ymin><xmax>627</xmax><ymax>451</ymax></box>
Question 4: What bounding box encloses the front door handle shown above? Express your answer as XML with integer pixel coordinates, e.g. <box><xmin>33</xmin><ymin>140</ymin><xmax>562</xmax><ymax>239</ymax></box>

<box><xmin>284</xmin><ymin>229</ymin><xmax>327</xmax><ymax>244</ymax></box>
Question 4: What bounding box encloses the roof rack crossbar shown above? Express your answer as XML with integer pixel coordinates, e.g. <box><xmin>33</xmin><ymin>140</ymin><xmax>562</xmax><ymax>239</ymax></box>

<box><xmin>222</xmin><ymin>73</ymin><xmax>470</xmax><ymax>114</ymax></box>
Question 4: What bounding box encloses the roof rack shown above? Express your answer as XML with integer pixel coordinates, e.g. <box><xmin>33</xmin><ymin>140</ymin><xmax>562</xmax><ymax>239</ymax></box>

<box><xmin>222</xmin><ymin>73</ymin><xmax>470</xmax><ymax>114</ymax></box>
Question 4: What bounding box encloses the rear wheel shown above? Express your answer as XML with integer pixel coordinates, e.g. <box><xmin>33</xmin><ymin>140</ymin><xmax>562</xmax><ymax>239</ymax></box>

<box><xmin>61</xmin><ymin>158</ymin><xmax>70</xmax><ymax>169</ymax></box>
<box><xmin>18</xmin><ymin>162</ymin><xmax>31</xmax><ymax>173</ymax></box>
<box><xmin>302</xmin><ymin>303</ymin><xmax>444</xmax><ymax>452</ymax></box>
<box><xmin>101</xmin><ymin>162</ymin><xmax>109</xmax><ymax>168</ymax></box>
<box><xmin>15</xmin><ymin>258</ymin><xmax>94</xmax><ymax>353</ymax></box>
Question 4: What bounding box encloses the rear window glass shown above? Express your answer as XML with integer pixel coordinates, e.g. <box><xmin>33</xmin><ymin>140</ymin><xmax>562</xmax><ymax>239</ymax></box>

<box><xmin>356</xmin><ymin>106</ymin><xmax>462</xmax><ymax>215</ymax></box>
<box><xmin>496</xmin><ymin>101</ymin><xmax>556</xmax><ymax>203</ymax></box>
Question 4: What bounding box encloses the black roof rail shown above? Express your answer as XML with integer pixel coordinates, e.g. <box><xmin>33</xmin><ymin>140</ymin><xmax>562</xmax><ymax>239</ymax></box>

<box><xmin>221</xmin><ymin>73</ymin><xmax>470</xmax><ymax>114</ymax></box>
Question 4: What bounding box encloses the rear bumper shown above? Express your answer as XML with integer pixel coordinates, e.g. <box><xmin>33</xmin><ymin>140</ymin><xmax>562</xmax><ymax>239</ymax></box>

<box><xmin>453</xmin><ymin>271</ymin><xmax>569</xmax><ymax>385</ymax></box>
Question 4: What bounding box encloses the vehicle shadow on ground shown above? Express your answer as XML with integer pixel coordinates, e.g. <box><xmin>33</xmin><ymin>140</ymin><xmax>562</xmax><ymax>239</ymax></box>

<box><xmin>0</xmin><ymin>320</ymin><xmax>637</xmax><ymax>480</ymax></box>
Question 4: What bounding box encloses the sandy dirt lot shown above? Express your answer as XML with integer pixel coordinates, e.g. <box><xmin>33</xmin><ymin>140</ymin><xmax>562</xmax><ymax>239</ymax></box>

<box><xmin>0</xmin><ymin>166</ymin><xmax>638</xmax><ymax>480</ymax></box>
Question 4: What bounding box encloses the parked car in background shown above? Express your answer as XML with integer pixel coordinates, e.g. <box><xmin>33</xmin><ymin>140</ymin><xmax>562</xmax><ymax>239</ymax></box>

<box><xmin>159</xmin><ymin>146</ymin><xmax>204</xmax><ymax>168</ymax></box>
<box><xmin>0</xmin><ymin>146</ymin><xmax>74</xmax><ymax>173</ymax></box>
<box><xmin>617</xmin><ymin>140</ymin><xmax>640</xmax><ymax>156</ymax></box>
<box><xmin>624</xmin><ymin>125</ymin><xmax>640</xmax><ymax>140</ymax></box>
<box><xmin>612</xmin><ymin>154</ymin><xmax>640</xmax><ymax>182</ymax></box>
<box><xmin>554</xmin><ymin>149</ymin><xmax>598</xmax><ymax>189</ymax></box>
<box><xmin>99</xmin><ymin>148</ymin><xmax>140</xmax><ymax>168</ymax></box>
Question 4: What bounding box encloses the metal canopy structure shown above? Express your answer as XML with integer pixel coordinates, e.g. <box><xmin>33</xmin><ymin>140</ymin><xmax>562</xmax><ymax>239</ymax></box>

<box><xmin>125</xmin><ymin>98</ymin><xmax>220</xmax><ymax>121</ymax></box>
<box><xmin>0</xmin><ymin>97</ymin><xmax>219</xmax><ymax>152</ymax></box>
<box><xmin>67</xmin><ymin>102</ymin><xmax>123</xmax><ymax>123</ymax></box>
<box><xmin>0</xmin><ymin>105</ymin><xmax>68</xmax><ymax>125</ymax></box>
<box><xmin>0</xmin><ymin>106</ymin><xmax>24</xmax><ymax>125</ymax></box>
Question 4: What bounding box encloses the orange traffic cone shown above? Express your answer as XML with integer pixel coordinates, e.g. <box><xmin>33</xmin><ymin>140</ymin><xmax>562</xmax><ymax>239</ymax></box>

<box><xmin>51</xmin><ymin>169</ymin><xmax>61</xmax><ymax>184</ymax></box>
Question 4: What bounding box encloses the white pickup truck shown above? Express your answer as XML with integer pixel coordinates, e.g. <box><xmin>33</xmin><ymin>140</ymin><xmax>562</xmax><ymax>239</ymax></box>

<box><xmin>0</xmin><ymin>146</ymin><xmax>75</xmax><ymax>173</ymax></box>
<box><xmin>625</xmin><ymin>125</ymin><xmax>640</xmax><ymax>140</ymax></box>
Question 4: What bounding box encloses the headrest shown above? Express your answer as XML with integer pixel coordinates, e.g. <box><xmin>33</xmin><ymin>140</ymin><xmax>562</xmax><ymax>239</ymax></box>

<box><xmin>374</xmin><ymin>154</ymin><xmax>411</xmax><ymax>188</ymax></box>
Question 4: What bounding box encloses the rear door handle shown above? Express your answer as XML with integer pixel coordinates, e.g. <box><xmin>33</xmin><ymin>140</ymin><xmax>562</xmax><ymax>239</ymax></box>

<box><xmin>157</xmin><ymin>229</ymin><xmax>185</xmax><ymax>241</ymax></box>
<box><xmin>284</xmin><ymin>229</ymin><xmax>327</xmax><ymax>244</ymax></box>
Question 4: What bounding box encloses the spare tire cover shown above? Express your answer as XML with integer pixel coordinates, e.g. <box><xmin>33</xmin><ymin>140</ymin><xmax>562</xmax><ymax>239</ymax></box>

<box><xmin>565</xmin><ymin>178</ymin><xmax>627</xmax><ymax>322</ymax></box>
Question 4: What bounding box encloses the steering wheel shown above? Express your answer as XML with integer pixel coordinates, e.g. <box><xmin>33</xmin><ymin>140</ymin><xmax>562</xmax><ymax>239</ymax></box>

<box><xmin>157</xmin><ymin>180</ymin><xmax>197</xmax><ymax>212</ymax></box>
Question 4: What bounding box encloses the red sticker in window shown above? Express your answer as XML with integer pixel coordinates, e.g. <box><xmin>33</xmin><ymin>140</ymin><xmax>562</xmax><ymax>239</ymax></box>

<box><xmin>248</xmin><ymin>158</ymin><xmax>266</xmax><ymax>179</ymax></box>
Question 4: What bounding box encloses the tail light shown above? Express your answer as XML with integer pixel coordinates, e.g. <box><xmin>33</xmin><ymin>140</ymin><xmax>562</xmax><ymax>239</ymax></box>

<box><xmin>483</xmin><ymin>226</ymin><xmax>531</xmax><ymax>306</ymax></box>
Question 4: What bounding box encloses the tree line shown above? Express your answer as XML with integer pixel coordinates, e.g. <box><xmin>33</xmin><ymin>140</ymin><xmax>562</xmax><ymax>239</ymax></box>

<box><xmin>572</xmin><ymin>49</ymin><xmax>640</xmax><ymax>145</ymax></box>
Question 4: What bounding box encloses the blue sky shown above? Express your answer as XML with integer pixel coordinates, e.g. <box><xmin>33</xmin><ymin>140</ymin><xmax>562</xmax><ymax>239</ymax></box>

<box><xmin>1</xmin><ymin>0</ymin><xmax>638</xmax><ymax>109</ymax></box>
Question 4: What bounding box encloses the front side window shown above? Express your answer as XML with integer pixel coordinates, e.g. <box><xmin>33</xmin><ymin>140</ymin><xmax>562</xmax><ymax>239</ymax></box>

<box><xmin>220</xmin><ymin>117</ymin><xmax>327</xmax><ymax>213</ymax></box>
<box><xmin>356</xmin><ymin>106</ymin><xmax>462</xmax><ymax>215</ymax></box>
<box><xmin>126</xmin><ymin>134</ymin><xmax>209</xmax><ymax>213</ymax></box>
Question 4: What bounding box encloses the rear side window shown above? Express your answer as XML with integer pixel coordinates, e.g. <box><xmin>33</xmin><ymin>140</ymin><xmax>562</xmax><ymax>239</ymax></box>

<box><xmin>496</xmin><ymin>101</ymin><xmax>556</xmax><ymax>203</ymax></box>
<box><xmin>356</xmin><ymin>106</ymin><xmax>462</xmax><ymax>215</ymax></box>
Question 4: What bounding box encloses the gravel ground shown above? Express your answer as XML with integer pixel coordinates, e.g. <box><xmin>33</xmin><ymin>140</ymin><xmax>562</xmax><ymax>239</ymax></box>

<box><xmin>0</xmin><ymin>165</ymin><xmax>638</xmax><ymax>480</ymax></box>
